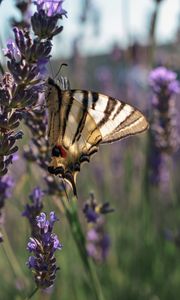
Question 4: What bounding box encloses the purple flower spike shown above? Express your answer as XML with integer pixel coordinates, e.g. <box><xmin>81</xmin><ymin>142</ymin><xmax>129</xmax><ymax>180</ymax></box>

<box><xmin>30</xmin><ymin>187</ymin><xmax>44</xmax><ymax>203</ymax></box>
<box><xmin>83</xmin><ymin>193</ymin><xmax>114</xmax><ymax>223</ymax></box>
<box><xmin>34</xmin><ymin>0</ymin><xmax>67</xmax><ymax>17</ymax></box>
<box><xmin>22</xmin><ymin>187</ymin><xmax>44</xmax><ymax>237</ymax></box>
<box><xmin>32</xmin><ymin>0</ymin><xmax>66</xmax><ymax>39</ymax></box>
<box><xmin>83</xmin><ymin>204</ymin><xmax>99</xmax><ymax>223</ymax></box>
<box><xmin>149</xmin><ymin>67</ymin><xmax>180</xmax><ymax>96</ymax></box>
<box><xmin>149</xmin><ymin>67</ymin><xmax>180</xmax><ymax>190</ymax></box>
<box><xmin>83</xmin><ymin>194</ymin><xmax>113</xmax><ymax>263</ymax></box>
<box><xmin>27</xmin><ymin>211</ymin><xmax>62</xmax><ymax>289</ymax></box>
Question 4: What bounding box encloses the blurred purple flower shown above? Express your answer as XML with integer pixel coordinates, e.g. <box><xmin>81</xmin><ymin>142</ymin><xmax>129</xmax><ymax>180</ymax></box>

<box><xmin>149</xmin><ymin>67</ymin><xmax>180</xmax><ymax>96</ymax></box>
<box><xmin>164</xmin><ymin>228</ymin><xmax>180</xmax><ymax>248</ymax></box>
<box><xmin>83</xmin><ymin>193</ymin><xmax>113</xmax><ymax>263</ymax></box>
<box><xmin>0</xmin><ymin>176</ymin><xmax>14</xmax><ymax>210</ymax></box>
<box><xmin>83</xmin><ymin>193</ymin><xmax>114</xmax><ymax>223</ymax></box>
<box><xmin>27</xmin><ymin>211</ymin><xmax>62</xmax><ymax>289</ymax></box>
<box><xmin>83</xmin><ymin>203</ymin><xmax>99</xmax><ymax>223</ymax></box>
<box><xmin>0</xmin><ymin>175</ymin><xmax>14</xmax><ymax>242</ymax></box>
<box><xmin>86</xmin><ymin>220</ymin><xmax>111</xmax><ymax>263</ymax></box>
<box><xmin>22</xmin><ymin>187</ymin><xmax>44</xmax><ymax>237</ymax></box>
<box><xmin>149</xmin><ymin>67</ymin><xmax>180</xmax><ymax>189</ymax></box>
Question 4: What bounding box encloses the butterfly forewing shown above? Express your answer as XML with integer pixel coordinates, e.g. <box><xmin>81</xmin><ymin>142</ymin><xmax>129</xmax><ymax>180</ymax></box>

<box><xmin>69</xmin><ymin>90</ymin><xmax>148</xmax><ymax>143</ymax></box>
<box><xmin>46</xmin><ymin>79</ymin><xmax>149</xmax><ymax>195</ymax></box>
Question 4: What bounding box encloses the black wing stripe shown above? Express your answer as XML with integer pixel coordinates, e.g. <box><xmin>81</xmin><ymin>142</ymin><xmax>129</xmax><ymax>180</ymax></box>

<box><xmin>62</xmin><ymin>92</ymin><xmax>74</xmax><ymax>139</ymax></box>
<box><xmin>97</xmin><ymin>97</ymin><xmax>117</xmax><ymax>127</ymax></box>
<box><xmin>72</xmin><ymin>91</ymin><xmax>89</xmax><ymax>144</ymax></box>
<box><xmin>101</xmin><ymin>108</ymin><xmax>136</xmax><ymax>141</ymax></box>
<box><xmin>114</xmin><ymin>108</ymin><xmax>136</xmax><ymax>131</ymax></box>
<box><xmin>91</xmin><ymin>92</ymin><xmax>99</xmax><ymax>109</ymax></box>
<box><xmin>112</xmin><ymin>102</ymin><xmax>125</xmax><ymax>120</ymax></box>
<box><xmin>103</xmin><ymin>115</ymin><xmax>146</xmax><ymax>143</ymax></box>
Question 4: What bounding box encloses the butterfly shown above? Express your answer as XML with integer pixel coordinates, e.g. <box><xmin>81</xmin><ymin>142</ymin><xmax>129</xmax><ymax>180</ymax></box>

<box><xmin>46</xmin><ymin>77</ymin><xmax>149</xmax><ymax>196</ymax></box>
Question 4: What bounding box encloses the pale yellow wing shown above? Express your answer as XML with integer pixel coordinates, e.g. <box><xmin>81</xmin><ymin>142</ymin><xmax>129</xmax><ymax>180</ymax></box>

<box><xmin>46</xmin><ymin>79</ymin><xmax>149</xmax><ymax>196</ymax></box>
<box><xmin>63</xmin><ymin>90</ymin><xmax>149</xmax><ymax>144</ymax></box>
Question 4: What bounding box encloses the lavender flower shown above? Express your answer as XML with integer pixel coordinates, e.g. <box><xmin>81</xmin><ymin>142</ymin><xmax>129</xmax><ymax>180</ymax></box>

<box><xmin>34</xmin><ymin>0</ymin><xmax>67</xmax><ymax>17</ymax></box>
<box><xmin>27</xmin><ymin>212</ymin><xmax>62</xmax><ymax>289</ymax></box>
<box><xmin>5</xmin><ymin>28</ymin><xmax>51</xmax><ymax>84</ymax></box>
<box><xmin>0</xmin><ymin>175</ymin><xmax>14</xmax><ymax>221</ymax></box>
<box><xmin>0</xmin><ymin>175</ymin><xmax>14</xmax><ymax>242</ymax></box>
<box><xmin>22</xmin><ymin>187</ymin><xmax>44</xmax><ymax>237</ymax></box>
<box><xmin>149</xmin><ymin>67</ymin><xmax>180</xmax><ymax>97</ymax></box>
<box><xmin>0</xmin><ymin>0</ymin><xmax>66</xmax><ymax>176</ymax></box>
<box><xmin>31</xmin><ymin>0</ymin><xmax>67</xmax><ymax>39</ymax></box>
<box><xmin>149</xmin><ymin>67</ymin><xmax>180</xmax><ymax>188</ymax></box>
<box><xmin>83</xmin><ymin>193</ymin><xmax>114</xmax><ymax>223</ymax></box>
<box><xmin>83</xmin><ymin>194</ymin><xmax>113</xmax><ymax>263</ymax></box>
<box><xmin>0</xmin><ymin>176</ymin><xmax>14</xmax><ymax>209</ymax></box>
<box><xmin>23</xmin><ymin>102</ymin><xmax>50</xmax><ymax>170</ymax></box>
<box><xmin>23</xmin><ymin>95</ymin><xmax>64</xmax><ymax>196</ymax></box>
<box><xmin>0</xmin><ymin>73</ymin><xmax>23</xmax><ymax>175</ymax></box>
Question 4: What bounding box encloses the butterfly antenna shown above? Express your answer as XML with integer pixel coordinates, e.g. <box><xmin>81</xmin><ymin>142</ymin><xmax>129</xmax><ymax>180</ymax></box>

<box><xmin>54</xmin><ymin>63</ymin><xmax>68</xmax><ymax>79</ymax></box>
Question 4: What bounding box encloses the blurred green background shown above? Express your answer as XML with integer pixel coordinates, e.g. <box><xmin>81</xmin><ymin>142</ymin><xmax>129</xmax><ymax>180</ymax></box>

<box><xmin>1</xmin><ymin>0</ymin><xmax>180</xmax><ymax>299</ymax></box>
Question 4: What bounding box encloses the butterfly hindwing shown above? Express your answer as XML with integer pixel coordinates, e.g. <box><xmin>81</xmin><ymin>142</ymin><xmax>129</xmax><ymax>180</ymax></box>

<box><xmin>46</xmin><ymin>79</ymin><xmax>148</xmax><ymax>195</ymax></box>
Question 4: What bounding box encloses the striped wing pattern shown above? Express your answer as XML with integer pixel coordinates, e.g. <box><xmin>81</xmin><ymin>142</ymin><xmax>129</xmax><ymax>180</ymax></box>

<box><xmin>70</xmin><ymin>90</ymin><xmax>148</xmax><ymax>143</ymax></box>
<box><xmin>46</xmin><ymin>79</ymin><xmax>148</xmax><ymax>195</ymax></box>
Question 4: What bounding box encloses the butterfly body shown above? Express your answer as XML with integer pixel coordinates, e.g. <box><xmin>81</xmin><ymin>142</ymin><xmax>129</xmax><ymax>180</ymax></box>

<box><xmin>46</xmin><ymin>78</ymin><xmax>149</xmax><ymax>195</ymax></box>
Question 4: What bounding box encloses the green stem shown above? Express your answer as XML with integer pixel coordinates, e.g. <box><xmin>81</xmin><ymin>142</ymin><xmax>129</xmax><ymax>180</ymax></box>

<box><xmin>88</xmin><ymin>260</ymin><xmax>105</xmax><ymax>300</ymax></box>
<box><xmin>58</xmin><ymin>196</ymin><xmax>105</xmax><ymax>300</ymax></box>
<box><xmin>1</xmin><ymin>226</ymin><xmax>25</xmax><ymax>280</ymax></box>
<box><xmin>25</xmin><ymin>287</ymin><xmax>39</xmax><ymax>300</ymax></box>
<box><xmin>143</xmin><ymin>132</ymin><xmax>151</xmax><ymax>203</ymax></box>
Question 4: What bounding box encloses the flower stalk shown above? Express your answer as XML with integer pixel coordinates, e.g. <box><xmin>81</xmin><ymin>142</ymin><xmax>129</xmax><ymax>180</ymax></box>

<box><xmin>56</xmin><ymin>196</ymin><xmax>106</xmax><ymax>300</ymax></box>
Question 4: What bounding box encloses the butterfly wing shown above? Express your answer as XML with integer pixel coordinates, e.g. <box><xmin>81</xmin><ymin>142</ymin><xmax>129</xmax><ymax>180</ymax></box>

<box><xmin>69</xmin><ymin>90</ymin><xmax>149</xmax><ymax>144</ymax></box>
<box><xmin>46</xmin><ymin>83</ymin><xmax>103</xmax><ymax>195</ymax></box>
<box><xmin>46</xmin><ymin>81</ymin><xmax>148</xmax><ymax>195</ymax></box>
